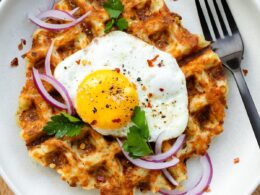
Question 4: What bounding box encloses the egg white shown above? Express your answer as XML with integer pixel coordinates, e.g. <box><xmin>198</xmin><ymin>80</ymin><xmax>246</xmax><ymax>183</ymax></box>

<box><xmin>54</xmin><ymin>31</ymin><xmax>188</xmax><ymax>141</ymax></box>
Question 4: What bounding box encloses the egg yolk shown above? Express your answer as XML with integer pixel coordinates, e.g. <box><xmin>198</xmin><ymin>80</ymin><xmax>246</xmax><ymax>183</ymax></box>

<box><xmin>76</xmin><ymin>70</ymin><xmax>139</xmax><ymax>130</ymax></box>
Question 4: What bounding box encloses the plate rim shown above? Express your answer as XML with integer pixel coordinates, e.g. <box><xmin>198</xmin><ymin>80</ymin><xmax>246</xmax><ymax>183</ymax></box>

<box><xmin>0</xmin><ymin>0</ymin><xmax>259</xmax><ymax>194</ymax></box>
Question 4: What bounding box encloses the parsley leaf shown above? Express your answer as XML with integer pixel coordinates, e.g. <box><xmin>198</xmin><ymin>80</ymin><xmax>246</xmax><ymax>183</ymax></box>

<box><xmin>43</xmin><ymin>113</ymin><xmax>84</xmax><ymax>138</ymax></box>
<box><xmin>105</xmin><ymin>19</ymin><xmax>115</xmax><ymax>33</ymax></box>
<box><xmin>103</xmin><ymin>0</ymin><xmax>124</xmax><ymax>18</ymax></box>
<box><xmin>103</xmin><ymin>0</ymin><xmax>128</xmax><ymax>32</ymax></box>
<box><xmin>123</xmin><ymin>107</ymin><xmax>153</xmax><ymax>158</ymax></box>
<box><xmin>115</xmin><ymin>18</ymin><xmax>128</xmax><ymax>31</ymax></box>
<box><xmin>132</xmin><ymin>107</ymin><xmax>150</xmax><ymax>139</ymax></box>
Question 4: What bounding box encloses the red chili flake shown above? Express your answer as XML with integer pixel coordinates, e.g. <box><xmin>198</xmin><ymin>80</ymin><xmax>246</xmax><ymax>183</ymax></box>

<box><xmin>204</xmin><ymin>187</ymin><xmax>211</xmax><ymax>193</ymax></box>
<box><xmin>90</xmin><ymin>120</ymin><xmax>97</xmax><ymax>125</ymax></box>
<box><xmin>158</xmin><ymin>60</ymin><xmax>164</xmax><ymax>67</ymax></box>
<box><xmin>18</xmin><ymin>39</ymin><xmax>26</xmax><ymax>51</ymax></box>
<box><xmin>76</xmin><ymin>59</ymin><xmax>81</xmax><ymax>65</ymax></box>
<box><xmin>10</xmin><ymin>57</ymin><xmax>19</xmax><ymax>67</ymax></box>
<box><xmin>96</xmin><ymin>175</ymin><xmax>106</xmax><ymax>182</ymax></box>
<box><xmin>148</xmin><ymin>93</ymin><xmax>153</xmax><ymax>98</ymax></box>
<box><xmin>21</xmin><ymin>39</ymin><xmax>26</xmax><ymax>45</ymax></box>
<box><xmin>112</xmin><ymin>118</ymin><xmax>121</xmax><ymax>123</ymax></box>
<box><xmin>92</xmin><ymin>107</ymin><xmax>97</xmax><ymax>113</ymax></box>
<box><xmin>147</xmin><ymin>102</ymin><xmax>152</xmax><ymax>108</ymax></box>
<box><xmin>114</xmin><ymin>68</ymin><xmax>120</xmax><ymax>73</ymax></box>
<box><xmin>159</xmin><ymin>88</ymin><xmax>164</xmax><ymax>92</ymax></box>
<box><xmin>233</xmin><ymin>157</ymin><xmax>240</xmax><ymax>164</ymax></box>
<box><xmin>147</xmin><ymin>54</ymin><xmax>159</xmax><ymax>67</ymax></box>
<box><xmin>243</xmin><ymin>69</ymin><xmax>248</xmax><ymax>76</ymax></box>
<box><xmin>18</xmin><ymin>42</ymin><xmax>23</xmax><ymax>51</ymax></box>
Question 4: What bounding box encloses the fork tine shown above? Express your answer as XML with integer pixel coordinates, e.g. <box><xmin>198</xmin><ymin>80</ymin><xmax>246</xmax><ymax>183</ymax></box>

<box><xmin>213</xmin><ymin>0</ymin><xmax>229</xmax><ymax>37</ymax></box>
<box><xmin>195</xmin><ymin>0</ymin><xmax>213</xmax><ymax>41</ymax></box>
<box><xmin>204</xmin><ymin>0</ymin><xmax>220</xmax><ymax>39</ymax></box>
<box><xmin>220</xmin><ymin>0</ymin><xmax>238</xmax><ymax>33</ymax></box>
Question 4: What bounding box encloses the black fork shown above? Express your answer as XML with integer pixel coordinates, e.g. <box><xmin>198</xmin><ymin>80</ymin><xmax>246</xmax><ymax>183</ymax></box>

<box><xmin>196</xmin><ymin>0</ymin><xmax>260</xmax><ymax>147</ymax></box>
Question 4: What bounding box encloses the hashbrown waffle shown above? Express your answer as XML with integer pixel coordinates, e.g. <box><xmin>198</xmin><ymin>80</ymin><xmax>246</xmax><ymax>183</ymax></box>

<box><xmin>17</xmin><ymin>0</ymin><xmax>228</xmax><ymax>194</ymax></box>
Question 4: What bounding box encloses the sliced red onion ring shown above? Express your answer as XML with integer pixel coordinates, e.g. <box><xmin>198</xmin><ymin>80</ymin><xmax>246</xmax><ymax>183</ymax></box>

<box><xmin>32</xmin><ymin>68</ymin><xmax>74</xmax><ymax>115</ymax></box>
<box><xmin>152</xmin><ymin>133</ymin><xmax>185</xmax><ymax>186</ymax></box>
<box><xmin>155</xmin><ymin>131</ymin><xmax>166</xmax><ymax>154</ymax></box>
<box><xmin>117</xmin><ymin>139</ymin><xmax>179</xmax><ymax>170</ymax></box>
<box><xmin>32</xmin><ymin>68</ymin><xmax>66</xmax><ymax>110</ymax></box>
<box><xmin>45</xmin><ymin>40</ymin><xmax>55</xmax><ymax>77</ymax></box>
<box><xmin>40</xmin><ymin>74</ymin><xmax>74</xmax><ymax>115</ymax></box>
<box><xmin>159</xmin><ymin>153</ymin><xmax>213</xmax><ymax>195</ymax></box>
<box><xmin>28</xmin><ymin>11</ymin><xmax>91</xmax><ymax>31</ymax></box>
<box><xmin>69</xmin><ymin>7</ymin><xmax>80</xmax><ymax>15</ymax></box>
<box><xmin>162</xmin><ymin>169</ymin><xmax>179</xmax><ymax>186</ymax></box>
<box><xmin>143</xmin><ymin>134</ymin><xmax>185</xmax><ymax>162</ymax></box>
<box><xmin>37</xmin><ymin>10</ymin><xmax>76</xmax><ymax>21</ymax></box>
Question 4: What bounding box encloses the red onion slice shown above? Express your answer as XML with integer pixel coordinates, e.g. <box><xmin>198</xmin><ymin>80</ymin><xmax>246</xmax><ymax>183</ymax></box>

<box><xmin>143</xmin><ymin>134</ymin><xmax>185</xmax><ymax>162</ymax></box>
<box><xmin>159</xmin><ymin>153</ymin><xmax>213</xmax><ymax>195</ymax></box>
<box><xmin>32</xmin><ymin>68</ymin><xmax>66</xmax><ymax>110</ymax></box>
<box><xmin>37</xmin><ymin>10</ymin><xmax>76</xmax><ymax>21</ymax></box>
<box><xmin>162</xmin><ymin>169</ymin><xmax>179</xmax><ymax>186</ymax></box>
<box><xmin>40</xmin><ymin>74</ymin><xmax>74</xmax><ymax>115</ymax></box>
<box><xmin>152</xmin><ymin>133</ymin><xmax>186</xmax><ymax>186</ymax></box>
<box><xmin>69</xmin><ymin>7</ymin><xmax>80</xmax><ymax>15</ymax></box>
<box><xmin>45</xmin><ymin>40</ymin><xmax>55</xmax><ymax>77</ymax></box>
<box><xmin>117</xmin><ymin>139</ymin><xmax>180</xmax><ymax>170</ymax></box>
<box><xmin>28</xmin><ymin>11</ymin><xmax>91</xmax><ymax>31</ymax></box>
<box><xmin>32</xmin><ymin>68</ymin><xmax>74</xmax><ymax>115</ymax></box>
<box><xmin>186</xmin><ymin>154</ymin><xmax>213</xmax><ymax>195</ymax></box>
<box><xmin>155</xmin><ymin>131</ymin><xmax>165</xmax><ymax>154</ymax></box>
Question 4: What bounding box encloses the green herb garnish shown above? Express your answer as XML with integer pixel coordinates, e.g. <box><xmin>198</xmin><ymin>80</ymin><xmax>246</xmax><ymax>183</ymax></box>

<box><xmin>103</xmin><ymin>0</ymin><xmax>128</xmax><ymax>33</ymax></box>
<box><xmin>43</xmin><ymin>113</ymin><xmax>84</xmax><ymax>138</ymax></box>
<box><xmin>123</xmin><ymin>107</ymin><xmax>153</xmax><ymax>158</ymax></box>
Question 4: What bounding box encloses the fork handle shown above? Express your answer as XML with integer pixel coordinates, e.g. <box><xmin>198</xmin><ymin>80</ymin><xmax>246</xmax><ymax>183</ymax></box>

<box><xmin>232</xmin><ymin>68</ymin><xmax>260</xmax><ymax>147</ymax></box>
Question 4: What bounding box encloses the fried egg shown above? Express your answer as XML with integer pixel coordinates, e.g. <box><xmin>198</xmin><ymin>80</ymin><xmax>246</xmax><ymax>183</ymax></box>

<box><xmin>54</xmin><ymin>31</ymin><xmax>188</xmax><ymax>141</ymax></box>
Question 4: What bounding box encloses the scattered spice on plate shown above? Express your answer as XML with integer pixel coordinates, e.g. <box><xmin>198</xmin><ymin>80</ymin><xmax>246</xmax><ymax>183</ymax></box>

<box><xmin>18</xmin><ymin>42</ymin><xmax>23</xmax><ymax>51</ymax></box>
<box><xmin>22</xmin><ymin>39</ymin><xmax>26</xmax><ymax>45</ymax></box>
<box><xmin>10</xmin><ymin>57</ymin><xmax>19</xmax><ymax>67</ymax></box>
<box><xmin>18</xmin><ymin>39</ymin><xmax>27</xmax><ymax>51</ymax></box>
<box><xmin>242</xmin><ymin>69</ymin><xmax>248</xmax><ymax>76</ymax></box>
<box><xmin>233</xmin><ymin>157</ymin><xmax>240</xmax><ymax>164</ymax></box>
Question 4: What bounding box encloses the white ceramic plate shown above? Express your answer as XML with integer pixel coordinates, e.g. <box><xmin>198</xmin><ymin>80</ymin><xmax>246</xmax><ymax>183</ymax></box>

<box><xmin>0</xmin><ymin>0</ymin><xmax>260</xmax><ymax>194</ymax></box>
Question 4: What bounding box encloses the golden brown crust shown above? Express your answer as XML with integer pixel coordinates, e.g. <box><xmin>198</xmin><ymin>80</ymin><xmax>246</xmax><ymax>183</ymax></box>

<box><xmin>17</xmin><ymin>0</ymin><xmax>228</xmax><ymax>194</ymax></box>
